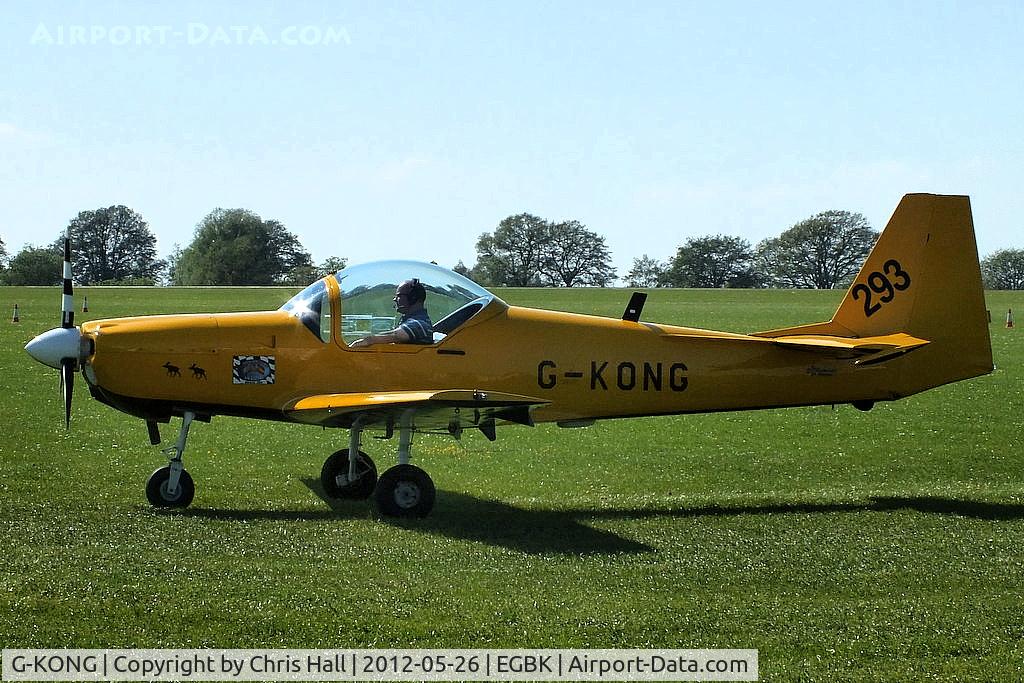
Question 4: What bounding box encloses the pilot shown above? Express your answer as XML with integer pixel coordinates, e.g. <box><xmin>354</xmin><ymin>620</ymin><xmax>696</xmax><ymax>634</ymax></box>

<box><xmin>349</xmin><ymin>278</ymin><xmax>434</xmax><ymax>347</ymax></box>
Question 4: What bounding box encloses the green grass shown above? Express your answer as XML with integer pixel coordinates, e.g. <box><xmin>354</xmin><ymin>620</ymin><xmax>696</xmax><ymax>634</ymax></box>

<box><xmin>2</xmin><ymin>285</ymin><xmax>1023</xmax><ymax>681</ymax></box>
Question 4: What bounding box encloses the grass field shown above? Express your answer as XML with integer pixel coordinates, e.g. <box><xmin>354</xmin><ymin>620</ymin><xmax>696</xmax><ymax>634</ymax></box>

<box><xmin>1</xmin><ymin>285</ymin><xmax>1022</xmax><ymax>681</ymax></box>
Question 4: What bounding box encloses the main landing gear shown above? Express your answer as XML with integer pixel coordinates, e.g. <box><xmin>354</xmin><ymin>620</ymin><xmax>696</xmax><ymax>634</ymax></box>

<box><xmin>320</xmin><ymin>411</ymin><xmax>436</xmax><ymax>518</ymax></box>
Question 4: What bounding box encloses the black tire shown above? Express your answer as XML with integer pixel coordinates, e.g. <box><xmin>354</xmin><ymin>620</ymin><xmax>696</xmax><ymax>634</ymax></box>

<box><xmin>146</xmin><ymin>466</ymin><xmax>195</xmax><ymax>508</ymax></box>
<box><xmin>375</xmin><ymin>464</ymin><xmax>435</xmax><ymax>518</ymax></box>
<box><xmin>320</xmin><ymin>449</ymin><xmax>377</xmax><ymax>499</ymax></box>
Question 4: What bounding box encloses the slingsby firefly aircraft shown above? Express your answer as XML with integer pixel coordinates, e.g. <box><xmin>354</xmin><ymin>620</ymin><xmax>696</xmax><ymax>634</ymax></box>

<box><xmin>25</xmin><ymin>194</ymin><xmax>993</xmax><ymax>517</ymax></box>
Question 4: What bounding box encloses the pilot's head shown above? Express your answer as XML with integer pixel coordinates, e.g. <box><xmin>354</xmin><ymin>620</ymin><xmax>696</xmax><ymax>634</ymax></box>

<box><xmin>393</xmin><ymin>278</ymin><xmax>426</xmax><ymax>314</ymax></box>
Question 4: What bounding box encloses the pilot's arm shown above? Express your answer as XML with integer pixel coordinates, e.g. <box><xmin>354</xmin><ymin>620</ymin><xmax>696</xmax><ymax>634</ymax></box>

<box><xmin>349</xmin><ymin>327</ymin><xmax>412</xmax><ymax>347</ymax></box>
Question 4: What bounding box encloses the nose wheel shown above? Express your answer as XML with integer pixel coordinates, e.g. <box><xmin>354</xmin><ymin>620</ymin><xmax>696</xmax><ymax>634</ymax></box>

<box><xmin>146</xmin><ymin>466</ymin><xmax>195</xmax><ymax>507</ymax></box>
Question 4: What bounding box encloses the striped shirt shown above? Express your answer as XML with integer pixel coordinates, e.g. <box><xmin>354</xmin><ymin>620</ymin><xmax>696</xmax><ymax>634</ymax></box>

<box><xmin>399</xmin><ymin>309</ymin><xmax>433</xmax><ymax>344</ymax></box>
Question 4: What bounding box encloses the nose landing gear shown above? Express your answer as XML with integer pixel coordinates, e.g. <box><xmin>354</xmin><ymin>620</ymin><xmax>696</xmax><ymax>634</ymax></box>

<box><xmin>146</xmin><ymin>411</ymin><xmax>196</xmax><ymax>508</ymax></box>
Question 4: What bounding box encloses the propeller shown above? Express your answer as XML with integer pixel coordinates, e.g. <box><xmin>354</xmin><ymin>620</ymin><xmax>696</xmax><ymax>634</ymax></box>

<box><xmin>24</xmin><ymin>228</ymin><xmax>83</xmax><ymax>429</ymax></box>
<box><xmin>61</xmin><ymin>359</ymin><xmax>75</xmax><ymax>430</ymax></box>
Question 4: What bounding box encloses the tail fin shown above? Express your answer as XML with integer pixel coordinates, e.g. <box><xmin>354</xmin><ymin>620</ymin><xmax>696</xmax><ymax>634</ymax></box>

<box><xmin>761</xmin><ymin>194</ymin><xmax>993</xmax><ymax>391</ymax></box>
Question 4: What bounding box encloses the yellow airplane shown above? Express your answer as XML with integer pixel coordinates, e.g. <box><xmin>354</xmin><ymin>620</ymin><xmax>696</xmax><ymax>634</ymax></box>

<box><xmin>25</xmin><ymin>194</ymin><xmax>993</xmax><ymax>517</ymax></box>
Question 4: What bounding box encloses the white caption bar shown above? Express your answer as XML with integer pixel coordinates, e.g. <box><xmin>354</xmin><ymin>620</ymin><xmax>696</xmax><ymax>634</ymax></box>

<box><xmin>2</xmin><ymin>649</ymin><xmax>758</xmax><ymax>681</ymax></box>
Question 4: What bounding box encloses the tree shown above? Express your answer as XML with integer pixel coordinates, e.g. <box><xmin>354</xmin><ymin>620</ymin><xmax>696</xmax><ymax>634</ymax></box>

<box><xmin>66</xmin><ymin>205</ymin><xmax>163</xmax><ymax>284</ymax></box>
<box><xmin>625</xmin><ymin>255</ymin><xmax>666</xmax><ymax>288</ymax></box>
<box><xmin>474</xmin><ymin>214</ymin><xmax>616</xmax><ymax>287</ymax></box>
<box><xmin>2</xmin><ymin>244</ymin><xmax>62</xmax><ymax>285</ymax></box>
<box><xmin>164</xmin><ymin>244</ymin><xmax>183</xmax><ymax>286</ymax></box>
<box><xmin>982</xmin><ymin>249</ymin><xmax>1024</xmax><ymax>290</ymax></box>
<box><xmin>758</xmin><ymin>210</ymin><xmax>878</xmax><ymax>289</ymax></box>
<box><xmin>0</xmin><ymin>236</ymin><xmax>8</xmax><ymax>270</ymax></box>
<box><xmin>273</xmin><ymin>257</ymin><xmax>348</xmax><ymax>287</ymax></box>
<box><xmin>540</xmin><ymin>220</ymin><xmax>616</xmax><ymax>287</ymax></box>
<box><xmin>173</xmin><ymin>209</ymin><xmax>313</xmax><ymax>285</ymax></box>
<box><xmin>664</xmin><ymin>235</ymin><xmax>756</xmax><ymax>288</ymax></box>
<box><xmin>474</xmin><ymin>213</ymin><xmax>550</xmax><ymax>286</ymax></box>
<box><xmin>452</xmin><ymin>260</ymin><xmax>472</xmax><ymax>278</ymax></box>
<box><xmin>278</xmin><ymin>265</ymin><xmax>319</xmax><ymax>286</ymax></box>
<box><xmin>318</xmin><ymin>256</ymin><xmax>348</xmax><ymax>277</ymax></box>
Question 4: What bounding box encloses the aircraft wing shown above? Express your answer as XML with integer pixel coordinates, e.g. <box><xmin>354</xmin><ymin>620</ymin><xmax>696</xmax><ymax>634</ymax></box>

<box><xmin>664</xmin><ymin>331</ymin><xmax>930</xmax><ymax>365</ymax></box>
<box><xmin>284</xmin><ymin>389</ymin><xmax>549</xmax><ymax>434</ymax></box>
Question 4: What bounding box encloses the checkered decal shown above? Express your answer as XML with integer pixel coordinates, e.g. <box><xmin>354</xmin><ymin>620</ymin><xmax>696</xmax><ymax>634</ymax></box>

<box><xmin>232</xmin><ymin>355</ymin><xmax>276</xmax><ymax>384</ymax></box>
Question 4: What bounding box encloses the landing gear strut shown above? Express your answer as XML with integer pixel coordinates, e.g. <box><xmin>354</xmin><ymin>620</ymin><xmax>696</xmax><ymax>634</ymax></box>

<box><xmin>146</xmin><ymin>411</ymin><xmax>196</xmax><ymax>508</ymax></box>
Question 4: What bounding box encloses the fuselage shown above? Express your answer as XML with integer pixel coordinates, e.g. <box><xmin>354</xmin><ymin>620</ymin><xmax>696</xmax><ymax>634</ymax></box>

<box><xmin>80</xmin><ymin>293</ymin><xmax>899</xmax><ymax>427</ymax></box>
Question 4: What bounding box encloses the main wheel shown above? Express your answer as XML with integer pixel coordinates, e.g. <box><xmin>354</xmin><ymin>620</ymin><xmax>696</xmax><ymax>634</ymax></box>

<box><xmin>146</xmin><ymin>466</ymin><xmax>195</xmax><ymax>508</ymax></box>
<box><xmin>320</xmin><ymin>449</ymin><xmax>377</xmax><ymax>499</ymax></box>
<box><xmin>375</xmin><ymin>464</ymin><xmax>436</xmax><ymax>518</ymax></box>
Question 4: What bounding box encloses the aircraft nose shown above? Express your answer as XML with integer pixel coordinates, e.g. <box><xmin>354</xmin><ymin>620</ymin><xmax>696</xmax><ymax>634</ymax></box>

<box><xmin>25</xmin><ymin>327</ymin><xmax>83</xmax><ymax>369</ymax></box>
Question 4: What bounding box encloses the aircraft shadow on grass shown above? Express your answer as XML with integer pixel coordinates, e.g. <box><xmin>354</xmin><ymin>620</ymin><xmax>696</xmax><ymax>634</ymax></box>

<box><xmin>168</xmin><ymin>479</ymin><xmax>654</xmax><ymax>555</ymax></box>
<box><xmin>166</xmin><ymin>484</ymin><xmax>1024</xmax><ymax>557</ymax></box>
<box><xmin>575</xmin><ymin>496</ymin><xmax>1024</xmax><ymax>523</ymax></box>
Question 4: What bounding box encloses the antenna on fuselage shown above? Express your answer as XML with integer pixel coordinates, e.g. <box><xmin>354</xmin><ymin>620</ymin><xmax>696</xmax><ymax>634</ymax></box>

<box><xmin>621</xmin><ymin>292</ymin><xmax>647</xmax><ymax>323</ymax></box>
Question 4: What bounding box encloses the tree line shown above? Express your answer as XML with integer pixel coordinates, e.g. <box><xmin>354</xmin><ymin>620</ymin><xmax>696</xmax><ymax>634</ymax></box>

<box><xmin>625</xmin><ymin>210</ymin><xmax>879</xmax><ymax>290</ymax></box>
<box><xmin>464</xmin><ymin>209</ymin><xmax>1024</xmax><ymax>290</ymax></box>
<box><xmin>1</xmin><ymin>205</ymin><xmax>1022</xmax><ymax>289</ymax></box>
<box><xmin>636</xmin><ymin>213</ymin><xmax>1024</xmax><ymax>290</ymax></box>
<box><xmin>0</xmin><ymin>206</ymin><xmax>346</xmax><ymax>286</ymax></box>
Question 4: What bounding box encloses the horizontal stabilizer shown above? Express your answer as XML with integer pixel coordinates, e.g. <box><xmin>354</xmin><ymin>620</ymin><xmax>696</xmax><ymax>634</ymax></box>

<box><xmin>769</xmin><ymin>332</ymin><xmax>930</xmax><ymax>365</ymax></box>
<box><xmin>662</xmin><ymin>330</ymin><xmax>929</xmax><ymax>365</ymax></box>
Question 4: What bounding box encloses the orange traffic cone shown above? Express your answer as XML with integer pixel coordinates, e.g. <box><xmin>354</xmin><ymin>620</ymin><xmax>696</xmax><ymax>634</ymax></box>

<box><xmin>1008</xmin><ymin>309</ymin><xmax>1015</xmax><ymax>329</ymax></box>
<box><xmin>12</xmin><ymin>303</ymin><xmax>19</xmax><ymax>323</ymax></box>
<box><xmin>82</xmin><ymin>296</ymin><xmax>89</xmax><ymax>313</ymax></box>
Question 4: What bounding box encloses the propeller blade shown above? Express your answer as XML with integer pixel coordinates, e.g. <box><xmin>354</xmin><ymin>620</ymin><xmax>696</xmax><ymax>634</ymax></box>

<box><xmin>61</xmin><ymin>229</ymin><xmax>74</xmax><ymax>329</ymax></box>
<box><xmin>61</xmin><ymin>358</ymin><xmax>75</xmax><ymax>430</ymax></box>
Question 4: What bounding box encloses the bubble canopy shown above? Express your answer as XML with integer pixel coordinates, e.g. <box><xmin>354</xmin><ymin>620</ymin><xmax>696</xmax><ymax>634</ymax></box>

<box><xmin>281</xmin><ymin>260</ymin><xmax>501</xmax><ymax>344</ymax></box>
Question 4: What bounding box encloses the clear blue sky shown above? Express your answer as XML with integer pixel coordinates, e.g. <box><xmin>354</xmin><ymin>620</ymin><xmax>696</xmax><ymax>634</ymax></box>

<box><xmin>2</xmin><ymin>1</ymin><xmax>1021</xmax><ymax>279</ymax></box>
